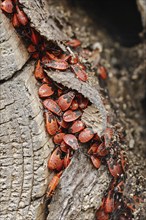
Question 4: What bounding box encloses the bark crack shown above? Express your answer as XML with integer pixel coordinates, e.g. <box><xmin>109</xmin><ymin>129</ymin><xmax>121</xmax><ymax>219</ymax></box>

<box><xmin>0</xmin><ymin>58</ymin><xmax>31</xmax><ymax>84</ymax></box>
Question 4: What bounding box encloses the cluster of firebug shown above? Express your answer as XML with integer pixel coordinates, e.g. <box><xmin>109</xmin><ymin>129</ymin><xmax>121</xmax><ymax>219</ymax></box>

<box><xmin>1</xmin><ymin>1</ymin><xmax>140</xmax><ymax>219</ymax></box>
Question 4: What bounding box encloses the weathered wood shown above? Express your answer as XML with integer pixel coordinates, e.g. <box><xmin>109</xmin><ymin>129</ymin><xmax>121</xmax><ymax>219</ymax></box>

<box><xmin>19</xmin><ymin>0</ymin><xmax>68</xmax><ymax>44</ymax></box>
<box><xmin>82</xmin><ymin>105</ymin><xmax>106</xmax><ymax>135</ymax></box>
<box><xmin>0</xmin><ymin>62</ymin><xmax>51</xmax><ymax>220</ymax></box>
<box><xmin>47</xmin><ymin>152</ymin><xmax>110</xmax><ymax>220</ymax></box>
<box><xmin>0</xmin><ymin>13</ymin><xmax>29</xmax><ymax>81</ymax></box>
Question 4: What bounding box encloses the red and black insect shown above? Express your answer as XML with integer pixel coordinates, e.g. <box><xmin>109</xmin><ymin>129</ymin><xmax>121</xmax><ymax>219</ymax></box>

<box><xmin>46</xmin><ymin>51</ymin><xmax>60</xmax><ymax>61</ymax></box>
<box><xmin>53</xmin><ymin>132</ymin><xmax>65</xmax><ymax>144</ymax></box>
<box><xmin>96</xmin><ymin>142</ymin><xmax>109</xmax><ymax>157</ymax></box>
<box><xmin>77</xmin><ymin>94</ymin><xmax>89</xmax><ymax>109</ymax></box>
<box><xmin>31</xmin><ymin>28</ymin><xmax>40</xmax><ymax>45</ymax></box>
<box><xmin>44</xmin><ymin>60</ymin><xmax>69</xmax><ymax>70</ymax></box>
<box><xmin>71</xmin><ymin>64</ymin><xmax>88</xmax><ymax>82</ymax></box>
<box><xmin>98</xmin><ymin>65</ymin><xmax>107</xmax><ymax>80</ymax></box>
<box><xmin>96</xmin><ymin>207</ymin><xmax>109</xmax><ymax>220</ymax></box>
<box><xmin>38</xmin><ymin>84</ymin><xmax>54</xmax><ymax>98</ymax></box>
<box><xmin>58</xmin><ymin>91</ymin><xmax>75</xmax><ymax>111</ymax></box>
<box><xmin>78</xmin><ymin>128</ymin><xmax>94</xmax><ymax>143</ymax></box>
<box><xmin>57</xmin><ymin>117</ymin><xmax>69</xmax><ymax>129</ymax></box>
<box><xmin>44</xmin><ymin>110</ymin><xmax>58</xmax><ymax>135</ymax></box>
<box><xmin>12</xmin><ymin>13</ymin><xmax>20</xmax><ymax>28</ymax></box>
<box><xmin>15</xmin><ymin>5</ymin><xmax>28</xmax><ymax>26</ymax></box>
<box><xmin>90</xmin><ymin>156</ymin><xmax>101</xmax><ymax>169</ymax></box>
<box><xmin>60</xmin><ymin>141</ymin><xmax>69</xmax><ymax>153</ymax></box>
<box><xmin>63</xmin><ymin>109</ymin><xmax>82</xmax><ymax>122</ymax></box>
<box><xmin>63</xmin><ymin>134</ymin><xmax>79</xmax><ymax>150</ymax></box>
<box><xmin>34</xmin><ymin>60</ymin><xmax>45</xmax><ymax>80</ymax></box>
<box><xmin>104</xmin><ymin>190</ymin><xmax>115</xmax><ymax>213</ymax></box>
<box><xmin>64</xmin><ymin>149</ymin><xmax>71</xmax><ymax>168</ymax></box>
<box><xmin>88</xmin><ymin>142</ymin><xmax>99</xmax><ymax>155</ymax></box>
<box><xmin>107</xmin><ymin>157</ymin><xmax>123</xmax><ymax>178</ymax></box>
<box><xmin>69</xmin><ymin>55</ymin><xmax>79</xmax><ymax>64</ymax></box>
<box><xmin>43</xmin><ymin>99</ymin><xmax>62</xmax><ymax>116</ymax></box>
<box><xmin>69</xmin><ymin>99</ymin><xmax>79</xmax><ymax>110</ymax></box>
<box><xmin>48</xmin><ymin>147</ymin><xmax>64</xmax><ymax>171</ymax></box>
<box><xmin>69</xmin><ymin>120</ymin><xmax>85</xmax><ymax>133</ymax></box>
<box><xmin>1</xmin><ymin>0</ymin><xmax>13</xmax><ymax>13</ymax></box>
<box><xmin>66</xmin><ymin>38</ymin><xmax>81</xmax><ymax>48</ymax></box>
<box><xmin>103</xmin><ymin>128</ymin><xmax>114</xmax><ymax>147</ymax></box>
<box><xmin>47</xmin><ymin>171</ymin><xmax>62</xmax><ymax>197</ymax></box>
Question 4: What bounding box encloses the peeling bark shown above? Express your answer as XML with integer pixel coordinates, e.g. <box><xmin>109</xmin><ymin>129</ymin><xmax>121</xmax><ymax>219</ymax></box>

<box><xmin>19</xmin><ymin>0</ymin><xmax>68</xmax><ymax>45</ymax></box>
<box><xmin>47</xmin><ymin>152</ymin><xmax>110</xmax><ymax>220</ymax></box>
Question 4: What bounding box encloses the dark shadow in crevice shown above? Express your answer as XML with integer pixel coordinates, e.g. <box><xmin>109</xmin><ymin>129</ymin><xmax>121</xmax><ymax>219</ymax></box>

<box><xmin>141</xmin><ymin>96</ymin><xmax>146</xmax><ymax>119</ymax></box>
<box><xmin>69</xmin><ymin>0</ymin><xmax>143</xmax><ymax>47</ymax></box>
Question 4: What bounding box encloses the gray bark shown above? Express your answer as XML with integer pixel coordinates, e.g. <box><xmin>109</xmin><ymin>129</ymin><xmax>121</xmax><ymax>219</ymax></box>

<box><xmin>0</xmin><ymin>14</ymin><xmax>29</xmax><ymax>81</ymax></box>
<box><xmin>0</xmin><ymin>62</ymin><xmax>50</xmax><ymax>220</ymax></box>
<box><xmin>19</xmin><ymin>0</ymin><xmax>67</xmax><ymax>41</ymax></box>
<box><xmin>47</xmin><ymin>152</ymin><xmax>110</xmax><ymax>220</ymax></box>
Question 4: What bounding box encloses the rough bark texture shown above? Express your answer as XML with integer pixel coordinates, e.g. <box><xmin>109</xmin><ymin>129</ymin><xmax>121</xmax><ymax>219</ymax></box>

<box><xmin>0</xmin><ymin>0</ymin><xmax>146</xmax><ymax>220</ymax></box>
<box><xmin>47</xmin><ymin>152</ymin><xmax>110</xmax><ymax>220</ymax></box>
<box><xmin>19</xmin><ymin>0</ymin><xmax>67</xmax><ymax>42</ymax></box>
<box><xmin>0</xmin><ymin>62</ymin><xmax>51</xmax><ymax>220</ymax></box>
<box><xmin>0</xmin><ymin>14</ymin><xmax>29</xmax><ymax>80</ymax></box>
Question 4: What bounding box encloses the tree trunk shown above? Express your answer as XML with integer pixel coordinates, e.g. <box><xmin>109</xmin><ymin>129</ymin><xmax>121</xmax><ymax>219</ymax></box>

<box><xmin>0</xmin><ymin>0</ymin><xmax>146</xmax><ymax>220</ymax></box>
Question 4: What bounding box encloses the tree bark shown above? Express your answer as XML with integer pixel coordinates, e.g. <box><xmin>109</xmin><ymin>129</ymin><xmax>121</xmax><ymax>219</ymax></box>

<box><xmin>0</xmin><ymin>0</ymin><xmax>146</xmax><ymax>220</ymax></box>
